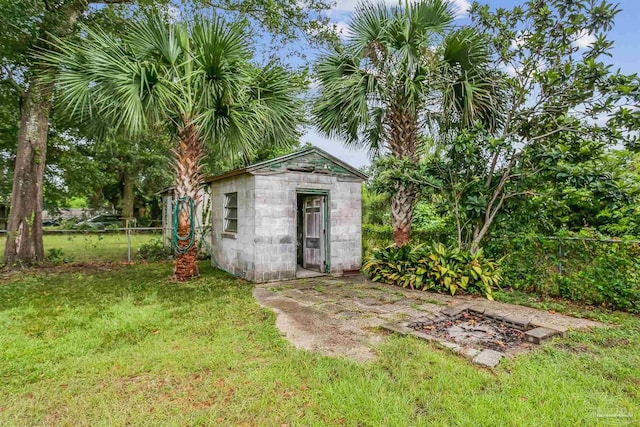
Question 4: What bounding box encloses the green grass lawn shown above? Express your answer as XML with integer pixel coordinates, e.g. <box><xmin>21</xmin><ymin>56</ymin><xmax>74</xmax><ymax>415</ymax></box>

<box><xmin>1</xmin><ymin>262</ymin><xmax>638</xmax><ymax>426</ymax></box>
<box><xmin>0</xmin><ymin>233</ymin><xmax>159</xmax><ymax>263</ymax></box>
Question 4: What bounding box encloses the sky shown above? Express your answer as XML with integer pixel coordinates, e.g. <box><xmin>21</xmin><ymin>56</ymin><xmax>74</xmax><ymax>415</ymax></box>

<box><xmin>303</xmin><ymin>0</ymin><xmax>640</xmax><ymax>169</ymax></box>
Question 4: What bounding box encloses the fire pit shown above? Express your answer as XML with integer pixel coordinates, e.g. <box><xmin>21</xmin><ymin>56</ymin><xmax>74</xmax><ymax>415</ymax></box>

<box><xmin>381</xmin><ymin>304</ymin><xmax>566</xmax><ymax>367</ymax></box>
<box><xmin>408</xmin><ymin>311</ymin><xmax>527</xmax><ymax>352</ymax></box>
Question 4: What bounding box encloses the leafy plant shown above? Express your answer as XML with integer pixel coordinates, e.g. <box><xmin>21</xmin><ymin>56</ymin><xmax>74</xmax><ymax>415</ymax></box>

<box><xmin>138</xmin><ymin>238</ymin><xmax>170</xmax><ymax>262</ymax></box>
<box><xmin>45</xmin><ymin>248</ymin><xmax>69</xmax><ymax>264</ymax></box>
<box><xmin>363</xmin><ymin>243</ymin><xmax>501</xmax><ymax>299</ymax></box>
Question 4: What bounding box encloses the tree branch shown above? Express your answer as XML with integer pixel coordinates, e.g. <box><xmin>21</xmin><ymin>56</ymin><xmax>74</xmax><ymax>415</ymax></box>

<box><xmin>89</xmin><ymin>0</ymin><xmax>133</xmax><ymax>4</ymax></box>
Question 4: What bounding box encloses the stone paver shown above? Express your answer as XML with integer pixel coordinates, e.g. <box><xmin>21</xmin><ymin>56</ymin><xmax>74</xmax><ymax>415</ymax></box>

<box><xmin>473</xmin><ymin>349</ymin><xmax>504</xmax><ymax>368</ymax></box>
<box><xmin>253</xmin><ymin>275</ymin><xmax>603</xmax><ymax>364</ymax></box>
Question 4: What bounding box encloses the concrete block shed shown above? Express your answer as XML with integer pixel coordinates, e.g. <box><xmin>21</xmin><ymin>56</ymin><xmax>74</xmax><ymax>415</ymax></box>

<box><xmin>207</xmin><ymin>146</ymin><xmax>367</xmax><ymax>282</ymax></box>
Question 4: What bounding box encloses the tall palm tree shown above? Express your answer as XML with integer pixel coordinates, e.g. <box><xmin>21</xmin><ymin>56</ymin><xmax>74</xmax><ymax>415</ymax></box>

<box><xmin>313</xmin><ymin>0</ymin><xmax>499</xmax><ymax>246</ymax></box>
<box><xmin>43</xmin><ymin>15</ymin><xmax>300</xmax><ymax>280</ymax></box>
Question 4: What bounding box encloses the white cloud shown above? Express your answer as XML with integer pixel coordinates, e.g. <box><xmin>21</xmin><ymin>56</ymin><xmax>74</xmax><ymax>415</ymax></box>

<box><xmin>166</xmin><ymin>5</ymin><xmax>181</xmax><ymax>24</ymax></box>
<box><xmin>331</xmin><ymin>0</ymin><xmax>360</xmax><ymax>13</ymax></box>
<box><xmin>574</xmin><ymin>29</ymin><xmax>596</xmax><ymax>49</ymax></box>
<box><xmin>448</xmin><ymin>0</ymin><xmax>471</xmax><ymax>19</ymax></box>
<box><xmin>331</xmin><ymin>0</ymin><xmax>470</xmax><ymax>19</ymax></box>
<box><xmin>511</xmin><ymin>31</ymin><xmax>528</xmax><ymax>49</ymax></box>
<box><xmin>503</xmin><ymin>65</ymin><xmax>518</xmax><ymax>77</ymax></box>
<box><xmin>334</xmin><ymin>21</ymin><xmax>351</xmax><ymax>38</ymax></box>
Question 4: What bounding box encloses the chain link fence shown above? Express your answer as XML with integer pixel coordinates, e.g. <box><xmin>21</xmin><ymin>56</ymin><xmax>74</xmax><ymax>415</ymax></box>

<box><xmin>0</xmin><ymin>227</ymin><xmax>163</xmax><ymax>263</ymax></box>
<box><xmin>0</xmin><ymin>224</ymin><xmax>215</xmax><ymax>264</ymax></box>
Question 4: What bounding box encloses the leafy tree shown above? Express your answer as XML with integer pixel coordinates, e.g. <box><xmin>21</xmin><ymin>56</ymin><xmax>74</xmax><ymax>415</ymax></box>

<box><xmin>0</xmin><ymin>0</ymin><xmax>159</xmax><ymax>265</ymax></box>
<box><xmin>447</xmin><ymin>0</ymin><xmax>640</xmax><ymax>251</ymax></box>
<box><xmin>374</xmin><ymin>0</ymin><xmax>640</xmax><ymax>251</ymax></box>
<box><xmin>0</xmin><ymin>83</ymin><xmax>19</xmax><ymax>229</ymax></box>
<box><xmin>1</xmin><ymin>0</ymin><xmax>334</xmax><ymax>266</ymax></box>
<box><xmin>312</xmin><ymin>0</ymin><xmax>499</xmax><ymax>246</ymax></box>
<box><xmin>44</xmin><ymin>14</ymin><xmax>301</xmax><ymax>280</ymax></box>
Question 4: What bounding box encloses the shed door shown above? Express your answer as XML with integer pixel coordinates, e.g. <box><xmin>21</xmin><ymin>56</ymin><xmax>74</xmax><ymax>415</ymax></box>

<box><xmin>303</xmin><ymin>196</ymin><xmax>325</xmax><ymax>271</ymax></box>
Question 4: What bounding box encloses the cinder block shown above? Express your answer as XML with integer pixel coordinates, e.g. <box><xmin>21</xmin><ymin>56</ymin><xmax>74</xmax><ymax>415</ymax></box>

<box><xmin>503</xmin><ymin>316</ymin><xmax>529</xmax><ymax>331</ymax></box>
<box><xmin>441</xmin><ymin>305</ymin><xmax>469</xmax><ymax>318</ymax></box>
<box><xmin>524</xmin><ymin>327</ymin><xmax>561</xmax><ymax>344</ymax></box>
<box><xmin>483</xmin><ymin>311</ymin><xmax>504</xmax><ymax>322</ymax></box>
<box><xmin>380</xmin><ymin>323</ymin><xmax>412</xmax><ymax>335</ymax></box>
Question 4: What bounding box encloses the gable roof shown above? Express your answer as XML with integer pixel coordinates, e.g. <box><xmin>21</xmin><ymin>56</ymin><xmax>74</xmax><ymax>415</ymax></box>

<box><xmin>205</xmin><ymin>146</ymin><xmax>368</xmax><ymax>183</ymax></box>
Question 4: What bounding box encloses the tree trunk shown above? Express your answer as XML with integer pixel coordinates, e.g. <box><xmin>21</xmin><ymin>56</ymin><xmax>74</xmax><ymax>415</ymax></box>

<box><xmin>3</xmin><ymin>81</ymin><xmax>52</xmax><ymax>266</ymax></box>
<box><xmin>122</xmin><ymin>168</ymin><xmax>134</xmax><ymax>221</ymax></box>
<box><xmin>391</xmin><ymin>185</ymin><xmax>417</xmax><ymax>246</ymax></box>
<box><xmin>3</xmin><ymin>0</ymin><xmax>85</xmax><ymax>266</ymax></box>
<box><xmin>172</xmin><ymin>120</ymin><xmax>204</xmax><ymax>281</ymax></box>
<box><xmin>388</xmin><ymin>104</ymin><xmax>418</xmax><ymax>246</ymax></box>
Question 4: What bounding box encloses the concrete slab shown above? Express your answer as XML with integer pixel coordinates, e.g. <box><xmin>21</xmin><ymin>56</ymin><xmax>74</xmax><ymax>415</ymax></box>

<box><xmin>254</xmin><ymin>275</ymin><xmax>603</xmax><ymax>363</ymax></box>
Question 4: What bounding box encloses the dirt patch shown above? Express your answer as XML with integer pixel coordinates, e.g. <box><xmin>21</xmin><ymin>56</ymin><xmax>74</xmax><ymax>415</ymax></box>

<box><xmin>602</xmin><ymin>337</ymin><xmax>631</xmax><ymax>347</ymax></box>
<box><xmin>0</xmin><ymin>262</ymin><xmax>121</xmax><ymax>284</ymax></box>
<box><xmin>554</xmin><ymin>343</ymin><xmax>591</xmax><ymax>354</ymax></box>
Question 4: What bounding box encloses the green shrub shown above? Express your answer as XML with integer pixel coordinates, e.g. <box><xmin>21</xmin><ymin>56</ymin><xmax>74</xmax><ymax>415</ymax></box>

<box><xmin>363</xmin><ymin>243</ymin><xmax>501</xmax><ymax>299</ymax></box>
<box><xmin>486</xmin><ymin>233</ymin><xmax>640</xmax><ymax>312</ymax></box>
<box><xmin>362</xmin><ymin>224</ymin><xmax>452</xmax><ymax>259</ymax></box>
<box><xmin>46</xmin><ymin>248</ymin><xmax>70</xmax><ymax>264</ymax></box>
<box><xmin>136</xmin><ymin>216</ymin><xmax>152</xmax><ymax>227</ymax></box>
<box><xmin>138</xmin><ymin>238</ymin><xmax>170</xmax><ymax>261</ymax></box>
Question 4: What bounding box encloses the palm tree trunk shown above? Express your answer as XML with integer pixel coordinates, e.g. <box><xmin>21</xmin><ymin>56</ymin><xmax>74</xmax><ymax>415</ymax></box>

<box><xmin>389</xmin><ymin>105</ymin><xmax>418</xmax><ymax>246</ymax></box>
<box><xmin>3</xmin><ymin>80</ymin><xmax>52</xmax><ymax>265</ymax></box>
<box><xmin>172</xmin><ymin>120</ymin><xmax>203</xmax><ymax>281</ymax></box>
<box><xmin>391</xmin><ymin>185</ymin><xmax>417</xmax><ymax>246</ymax></box>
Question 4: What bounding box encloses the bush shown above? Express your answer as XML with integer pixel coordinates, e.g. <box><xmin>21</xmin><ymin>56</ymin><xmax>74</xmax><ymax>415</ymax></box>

<box><xmin>138</xmin><ymin>238</ymin><xmax>170</xmax><ymax>261</ymax></box>
<box><xmin>362</xmin><ymin>224</ymin><xmax>452</xmax><ymax>259</ymax></box>
<box><xmin>46</xmin><ymin>248</ymin><xmax>69</xmax><ymax>264</ymax></box>
<box><xmin>363</xmin><ymin>243</ymin><xmax>501</xmax><ymax>299</ymax></box>
<box><xmin>486</xmin><ymin>233</ymin><xmax>640</xmax><ymax>313</ymax></box>
<box><xmin>136</xmin><ymin>217</ymin><xmax>152</xmax><ymax>227</ymax></box>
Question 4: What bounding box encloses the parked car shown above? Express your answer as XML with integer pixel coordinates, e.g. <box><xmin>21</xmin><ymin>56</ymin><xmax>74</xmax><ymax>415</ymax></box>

<box><xmin>73</xmin><ymin>214</ymin><xmax>121</xmax><ymax>230</ymax></box>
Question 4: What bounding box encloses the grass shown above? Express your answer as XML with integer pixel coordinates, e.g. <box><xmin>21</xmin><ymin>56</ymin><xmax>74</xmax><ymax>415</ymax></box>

<box><xmin>0</xmin><ymin>233</ymin><xmax>158</xmax><ymax>263</ymax></box>
<box><xmin>1</xmin><ymin>263</ymin><xmax>639</xmax><ymax>426</ymax></box>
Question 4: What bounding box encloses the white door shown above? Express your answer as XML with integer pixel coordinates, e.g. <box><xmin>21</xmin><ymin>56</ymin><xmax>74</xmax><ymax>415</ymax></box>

<box><xmin>303</xmin><ymin>196</ymin><xmax>325</xmax><ymax>271</ymax></box>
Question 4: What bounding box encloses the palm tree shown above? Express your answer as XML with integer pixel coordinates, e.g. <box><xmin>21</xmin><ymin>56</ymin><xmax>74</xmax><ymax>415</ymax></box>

<box><xmin>313</xmin><ymin>0</ymin><xmax>499</xmax><ymax>246</ymax></box>
<box><xmin>43</xmin><ymin>15</ymin><xmax>300</xmax><ymax>280</ymax></box>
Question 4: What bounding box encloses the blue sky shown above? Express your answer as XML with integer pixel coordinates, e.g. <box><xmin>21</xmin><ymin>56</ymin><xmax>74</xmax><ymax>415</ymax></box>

<box><xmin>305</xmin><ymin>0</ymin><xmax>640</xmax><ymax>169</ymax></box>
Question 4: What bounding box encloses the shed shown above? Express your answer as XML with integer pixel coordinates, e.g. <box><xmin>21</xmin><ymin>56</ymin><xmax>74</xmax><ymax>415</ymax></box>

<box><xmin>208</xmin><ymin>146</ymin><xmax>366</xmax><ymax>282</ymax></box>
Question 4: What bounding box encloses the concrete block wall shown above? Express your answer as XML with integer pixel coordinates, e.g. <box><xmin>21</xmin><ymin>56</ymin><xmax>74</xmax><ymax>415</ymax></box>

<box><xmin>211</xmin><ymin>170</ymin><xmax>363</xmax><ymax>283</ymax></box>
<box><xmin>254</xmin><ymin>172</ymin><xmax>362</xmax><ymax>281</ymax></box>
<box><xmin>253</xmin><ymin>174</ymin><xmax>299</xmax><ymax>282</ymax></box>
<box><xmin>328</xmin><ymin>179</ymin><xmax>362</xmax><ymax>274</ymax></box>
<box><xmin>210</xmin><ymin>175</ymin><xmax>256</xmax><ymax>281</ymax></box>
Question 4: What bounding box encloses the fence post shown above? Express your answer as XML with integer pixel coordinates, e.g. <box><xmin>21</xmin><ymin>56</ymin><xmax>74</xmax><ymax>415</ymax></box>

<box><xmin>557</xmin><ymin>240</ymin><xmax>563</xmax><ymax>276</ymax></box>
<box><xmin>126</xmin><ymin>219</ymin><xmax>132</xmax><ymax>263</ymax></box>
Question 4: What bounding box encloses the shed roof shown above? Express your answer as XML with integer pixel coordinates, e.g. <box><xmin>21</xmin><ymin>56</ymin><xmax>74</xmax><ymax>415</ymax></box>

<box><xmin>204</xmin><ymin>146</ymin><xmax>368</xmax><ymax>183</ymax></box>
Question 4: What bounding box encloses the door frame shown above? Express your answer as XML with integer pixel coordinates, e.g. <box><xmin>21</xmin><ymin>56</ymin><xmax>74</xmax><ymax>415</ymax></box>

<box><xmin>296</xmin><ymin>189</ymin><xmax>330</xmax><ymax>273</ymax></box>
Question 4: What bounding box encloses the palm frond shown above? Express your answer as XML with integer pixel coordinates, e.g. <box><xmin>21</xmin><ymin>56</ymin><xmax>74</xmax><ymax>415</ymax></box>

<box><xmin>313</xmin><ymin>51</ymin><xmax>380</xmax><ymax>151</ymax></box>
